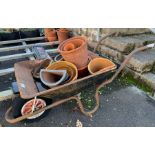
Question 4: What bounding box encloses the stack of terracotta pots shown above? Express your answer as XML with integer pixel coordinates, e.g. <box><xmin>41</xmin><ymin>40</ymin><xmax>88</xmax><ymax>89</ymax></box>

<box><xmin>58</xmin><ymin>36</ymin><xmax>90</xmax><ymax>78</ymax></box>
<box><xmin>44</xmin><ymin>28</ymin><xmax>57</xmax><ymax>42</ymax></box>
<box><xmin>57</xmin><ymin>28</ymin><xmax>69</xmax><ymax>43</ymax></box>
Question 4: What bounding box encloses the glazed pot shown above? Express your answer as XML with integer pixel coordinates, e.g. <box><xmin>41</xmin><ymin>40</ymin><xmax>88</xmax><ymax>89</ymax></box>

<box><xmin>40</xmin><ymin>69</ymin><xmax>68</xmax><ymax>88</ymax></box>
<box><xmin>88</xmin><ymin>58</ymin><xmax>116</xmax><ymax>75</ymax></box>
<box><xmin>58</xmin><ymin>36</ymin><xmax>89</xmax><ymax>69</ymax></box>
<box><xmin>44</xmin><ymin>28</ymin><xmax>57</xmax><ymax>42</ymax></box>
<box><xmin>46</xmin><ymin>61</ymin><xmax>78</xmax><ymax>83</ymax></box>
<box><xmin>57</xmin><ymin>28</ymin><xmax>69</xmax><ymax>43</ymax></box>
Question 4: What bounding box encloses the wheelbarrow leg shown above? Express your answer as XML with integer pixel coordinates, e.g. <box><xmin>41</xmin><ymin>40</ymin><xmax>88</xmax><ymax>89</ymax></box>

<box><xmin>5</xmin><ymin>96</ymin><xmax>80</xmax><ymax>124</ymax></box>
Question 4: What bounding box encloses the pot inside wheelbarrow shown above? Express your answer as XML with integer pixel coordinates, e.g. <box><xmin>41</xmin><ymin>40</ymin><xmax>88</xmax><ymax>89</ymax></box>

<box><xmin>14</xmin><ymin>51</ymin><xmax>117</xmax><ymax>100</ymax></box>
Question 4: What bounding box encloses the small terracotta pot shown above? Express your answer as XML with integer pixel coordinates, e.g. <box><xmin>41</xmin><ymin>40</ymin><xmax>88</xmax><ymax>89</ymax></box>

<box><xmin>63</xmin><ymin>43</ymin><xmax>75</xmax><ymax>51</ymax></box>
<box><xmin>44</xmin><ymin>28</ymin><xmax>54</xmax><ymax>34</ymax></box>
<box><xmin>57</xmin><ymin>28</ymin><xmax>69</xmax><ymax>43</ymax></box>
<box><xmin>88</xmin><ymin>58</ymin><xmax>116</xmax><ymax>75</ymax></box>
<box><xmin>46</xmin><ymin>61</ymin><xmax>78</xmax><ymax>83</ymax></box>
<box><xmin>44</xmin><ymin>28</ymin><xmax>57</xmax><ymax>42</ymax></box>
<box><xmin>21</xmin><ymin>98</ymin><xmax>46</xmax><ymax>119</ymax></box>
<box><xmin>58</xmin><ymin>36</ymin><xmax>89</xmax><ymax>69</ymax></box>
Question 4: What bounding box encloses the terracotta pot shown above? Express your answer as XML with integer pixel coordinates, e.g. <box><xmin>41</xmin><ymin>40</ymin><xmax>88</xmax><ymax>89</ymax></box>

<box><xmin>21</xmin><ymin>98</ymin><xmax>46</xmax><ymax>119</ymax></box>
<box><xmin>88</xmin><ymin>58</ymin><xmax>116</xmax><ymax>75</ymax></box>
<box><xmin>44</xmin><ymin>28</ymin><xmax>54</xmax><ymax>34</ymax></box>
<box><xmin>58</xmin><ymin>36</ymin><xmax>89</xmax><ymax>69</ymax></box>
<box><xmin>44</xmin><ymin>28</ymin><xmax>57</xmax><ymax>42</ymax></box>
<box><xmin>46</xmin><ymin>61</ymin><xmax>78</xmax><ymax>83</ymax></box>
<box><xmin>78</xmin><ymin>55</ymin><xmax>91</xmax><ymax>78</ymax></box>
<box><xmin>57</xmin><ymin>28</ymin><xmax>69</xmax><ymax>43</ymax></box>
<box><xmin>40</xmin><ymin>69</ymin><xmax>68</xmax><ymax>88</ymax></box>
<box><xmin>63</xmin><ymin>43</ymin><xmax>75</xmax><ymax>51</ymax></box>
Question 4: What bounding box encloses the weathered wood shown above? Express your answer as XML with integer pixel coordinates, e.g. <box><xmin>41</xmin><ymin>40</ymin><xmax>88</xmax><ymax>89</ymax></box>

<box><xmin>0</xmin><ymin>49</ymin><xmax>58</xmax><ymax>62</ymax></box>
<box><xmin>0</xmin><ymin>41</ymin><xmax>59</xmax><ymax>52</ymax></box>
<box><xmin>0</xmin><ymin>36</ymin><xmax>45</xmax><ymax>45</ymax></box>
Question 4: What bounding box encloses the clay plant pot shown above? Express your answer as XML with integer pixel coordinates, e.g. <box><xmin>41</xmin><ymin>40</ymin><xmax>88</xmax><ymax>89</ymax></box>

<box><xmin>57</xmin><ymin>28</ymin><xmax>69</xmax><ymax>43</ymax></box>
<box><xmin>44</xmin><ymin>28</ymin><xmax>54</xmax><ymax>34</ymax></box>
<box><xmin>88</xmin><ymin>58</ymin><xmax>116</xmax><ymax>75</ymax></box>
<box><xmin>63</xmin><ymin>43</ymin><xmax>75</xmax><ymax>51</ymax></box>
<box><xmin>40</xmin><ymin>69</ymin><xmax>68</xmax><ymax>88</ymax></box>
<box><xmin>44</xmin><ymin>28</ymin><xmax>57</xmax><ymax>42</ymax></box>
<box><xmin>58</xmin><ymin>36</ymin><xmax>89</xmax><ymax>69</ymax></box>
<box><xmin>46</xmin><ymin>61</ymin><xmax>78</xmax><ymax>83</ymax></box>
<box><xmin>21</xmin><ymin>98</ymin><xmax>46</xmax><ymax>119</ymax></box>
<box><xmin>78</xmin><ymin>55</ymin><xmax>92</xmax><ymax>78</ymax></box>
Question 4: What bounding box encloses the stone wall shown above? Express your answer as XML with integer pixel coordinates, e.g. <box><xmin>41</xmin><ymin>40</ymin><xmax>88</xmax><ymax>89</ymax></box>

<box><xmin>71</xmin><ymin>28</ymin><xmax>150</xmax><ymax>42</ymax></box>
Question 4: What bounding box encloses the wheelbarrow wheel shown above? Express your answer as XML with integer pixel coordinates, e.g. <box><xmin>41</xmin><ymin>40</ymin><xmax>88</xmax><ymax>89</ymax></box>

<box><xmin>12</xmin><ymin>97</ymin><xmax>52</xmax><ymax>122</ymax></box>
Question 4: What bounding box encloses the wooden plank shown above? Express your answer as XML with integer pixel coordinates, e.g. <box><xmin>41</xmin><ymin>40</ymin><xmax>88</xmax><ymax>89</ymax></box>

<box><xmin>0</xmin><ymin>41</ymin><xmax>59</xmax><ymax>52</ymax></box>
<box><xmin>0</xmin><ymin>49</ymin><xmax>58</xmax><ymax>62</ymax></box>
<box><xmin>0</xmin><ymin>89</ymin><xmax>15</xmax><ymax>101</ymax></box>
<box><xmin>0</xmin><ymin>36</ymin><xmax>45</xmax><ymax>45</ymax></box>
<box><xmin>0</xmin><ymin>68</ymin><xmax>14</xmax><ymax>76</ymax></box>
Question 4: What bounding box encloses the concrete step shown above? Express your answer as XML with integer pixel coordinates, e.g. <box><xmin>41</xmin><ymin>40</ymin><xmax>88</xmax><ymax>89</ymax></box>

<box><xmin>127</xmin><ymin>48</ymin><xmax>155</xmax><ymax>73</ymax></box>
<box><xmin>124</xmin><ymin>68</ymin><xmax>155</xmax><ymax>91</ymax></box>
<box><xmin>101</xmin><ymin>45</ymin><xmax>155</xmax><ymax>73</ymax></box>
<box><xmin>101</xmin><ymin>46</ymin><xmax>123</xmax><ymax>62</ymax></box>
<box><xmin>102</xmin><ymin>34</ymin><xmax>155</xmax><ymax>53</ymax></box>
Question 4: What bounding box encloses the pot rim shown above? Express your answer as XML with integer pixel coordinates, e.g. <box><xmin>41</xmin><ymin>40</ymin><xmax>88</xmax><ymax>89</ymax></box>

<box><xmin>58</xmin><ymin>36</ymin><xmax>87</xmax><ymax>54</ymax></box>
<box><xmin>88</xmin><ymin>57</ymin><xmax>117</xmax><ymax>75</ymax></box>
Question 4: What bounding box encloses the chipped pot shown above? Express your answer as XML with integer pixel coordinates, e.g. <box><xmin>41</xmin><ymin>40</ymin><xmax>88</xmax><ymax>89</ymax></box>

<box><xmin>40</xmin><ymin>69</ymin><xmax>68</xmax><ymax>88</ymax></box>
<box><xmin>88</xmin><ymin>58</ymin><xmax>116</xmax><ymax>75</ymax></box>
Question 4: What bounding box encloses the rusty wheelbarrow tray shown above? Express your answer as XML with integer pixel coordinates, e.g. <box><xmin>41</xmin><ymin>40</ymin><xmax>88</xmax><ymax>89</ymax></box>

<box><xmin>5</xmin><ymin>34</ymin><xmax>155</xmax><ymax>124</ymax></box>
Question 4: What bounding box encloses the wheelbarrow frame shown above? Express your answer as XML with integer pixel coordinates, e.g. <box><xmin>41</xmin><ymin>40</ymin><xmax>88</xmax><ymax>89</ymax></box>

<box><xmin>5</xmin><ymin>34</ymin><xmax>155</xmax><ymax>124</ymax></box>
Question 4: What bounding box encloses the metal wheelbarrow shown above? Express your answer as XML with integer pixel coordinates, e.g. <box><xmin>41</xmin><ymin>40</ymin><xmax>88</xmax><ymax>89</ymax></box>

<box><xmin>5</xmin><ymin>34</ymin><xmax>155</xmax><ymax>124</ymax></box>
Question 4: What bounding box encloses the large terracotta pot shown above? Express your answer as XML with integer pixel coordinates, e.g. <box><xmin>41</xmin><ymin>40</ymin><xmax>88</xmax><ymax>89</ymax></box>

<box><xmin>44</xmin><ymin>28</ymin><xmax>57</xmax><ymax>42</ymax></box>
<box><xmin>46</xmin><ymin>61</ymin><xmax>78</xmax><ymax>83</ymax></box>
<box><xmin>58</xmin><ymin>36</ymin><xmax>89</xmax><ymax>69</ymax></box>
<box><xmin>88</xmin><ymin>58</ymin><xmax>116</xmax><ymax>75</ymax></box>
<box><xmin>57</xmin><ymin>28</ymin><xmax>69</xmax><ymax>43</ymax></box>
